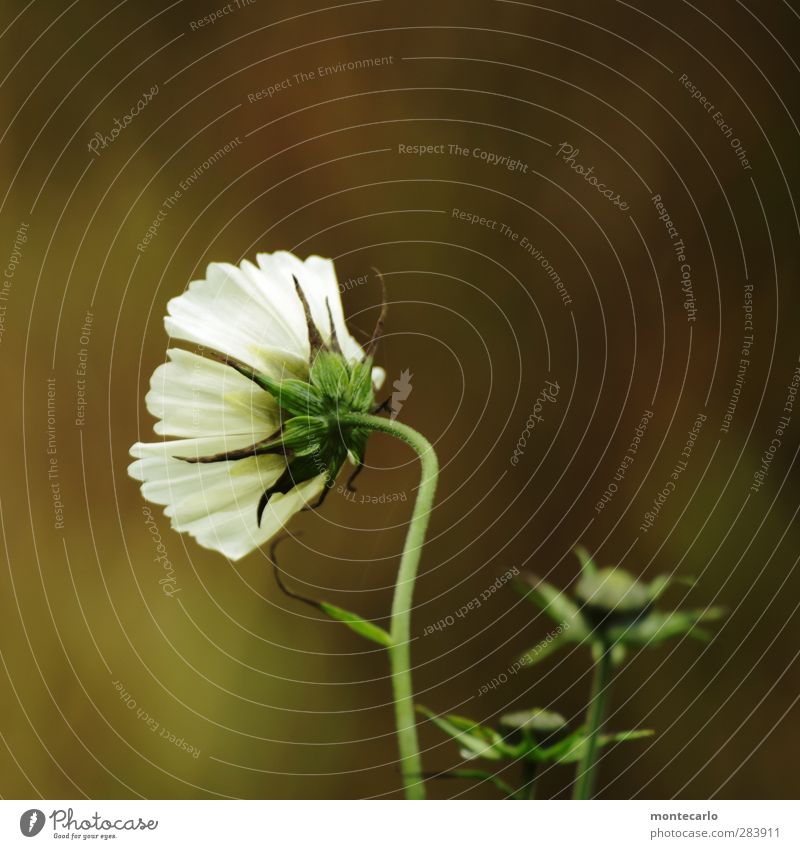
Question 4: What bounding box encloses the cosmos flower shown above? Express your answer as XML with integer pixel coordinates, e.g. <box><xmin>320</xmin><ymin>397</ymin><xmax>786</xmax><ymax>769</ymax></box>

<box><xmin>129</xmin><ymin>251</ymin><xmax>385</xmax><ymax>560</ymax></box>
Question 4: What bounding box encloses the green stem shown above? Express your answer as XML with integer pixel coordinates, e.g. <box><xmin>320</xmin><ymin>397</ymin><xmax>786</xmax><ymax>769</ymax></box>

<box><xmin>518</xmin><ymin>760</ymin><xmax>538</xmax><ymax>800</ymax></box>
<box><xmin>338</xmin><ymin>413</ymin><xmax>439</xmax><ymax>801</ymax></box>
<box><xmin>573</xmin><ymin>641</ymin><xmax>613</xmax><ymax>800</ymax></box>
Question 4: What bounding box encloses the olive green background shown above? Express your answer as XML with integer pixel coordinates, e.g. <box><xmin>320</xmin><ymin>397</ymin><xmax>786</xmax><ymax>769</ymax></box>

<box><xmin>1</xmin><ymin>0</ymin><xmax>799</xmax><ymax>799</ymax></box>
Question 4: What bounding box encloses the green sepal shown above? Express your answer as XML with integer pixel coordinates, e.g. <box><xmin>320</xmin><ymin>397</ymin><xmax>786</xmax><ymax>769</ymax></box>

<box><xmin>646</xmin><ymin>574</ymin><xmax>695</xmax><ymax>604</ymax></box>
<box><xmin>261</xmin><ymin>416</ymin><xmax>328</xmax><ymax>456</ymax></box>
<box><xmin>257</xmin><ymin>374</ymin><xmax>326</xmax><ymax>416</ymax></box>
<box><xmin>318</xmin><ymin>602</ymin><xmax>392</xmax><ymax>647</ymax></box>
<box><xmin>309</xmin><ymin>350</ymin><xmax>351</xmax><ymax>403</ymax></box>
<box><xmin>546</xmin><ymin>728</ymin><xmax>654</xmax><ymax>764</ymax></box>
<box><xmin>607</xmin><ymin>607</ymin><xmax>725</xmax><ymax>647</ymax></box>
<box><xmin>347</xmin><ymin>357</ymin><xmax>376</xmax><ymax>412</ymax></box>
<box><xmin>499</xmin><ymin>708</ymin><xmax>567</xmax><ymax>737</ymax></box>
<box><xmin>575</xmin><ymin>567</ymin><xmax>652</xmax><ymax>614</ymax></box>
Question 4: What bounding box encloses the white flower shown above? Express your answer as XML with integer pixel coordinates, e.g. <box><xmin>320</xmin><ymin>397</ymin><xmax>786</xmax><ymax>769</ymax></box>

<box><xmin>129</xmin><ymin>251</ymin><xmax>385</xmax><ymax>561</ymax></box>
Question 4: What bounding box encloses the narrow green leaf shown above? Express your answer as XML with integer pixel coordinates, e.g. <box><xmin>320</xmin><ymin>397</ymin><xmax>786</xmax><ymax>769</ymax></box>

<box><xmin>610</xmin><ymin>607</ymin><xmax>725</xmax><ymax>647</ymax></box>
<box><xmin>520</xmin><ymin>577</ymin><xmax>590</xmax><ymax>639</ymax></box>
<box><xmin>417</xmin><ymin>706</ymin><xmax>508</xmax><ymax>761</ymax></box>
<box><xmin>548</xmin><ymin>728</ymin><xmax>653</xmax><ymax>764</ymax></box>
<box><xmin>574</xmin><ymin>546</ymin><xmax>598</xmax><ymax>577</ymax></box>
<box><xmin>319</xmin><ymin>602</ymin><xmax>391</xmax><ymax>647</ymax></box>
<box><xmin>647</xmin><ymin>574</ymin><xmax>695</xmax><ymax>604</ymax></box>
<box><xmin>599</xmin><ymin>729</ymin><xmax>654</xmax><ymax>745</ymax></box>
<box><xmin>517</xmin><ymin>631</ymin><xmax>571</xmax><ymax>666</ymax></box>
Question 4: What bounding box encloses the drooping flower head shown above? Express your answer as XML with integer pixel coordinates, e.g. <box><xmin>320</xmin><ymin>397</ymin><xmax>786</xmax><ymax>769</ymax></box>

<box><xmin>129</xmin><ymin>252</ymin><xmax>385</xmax><ymax>560</ymax></box>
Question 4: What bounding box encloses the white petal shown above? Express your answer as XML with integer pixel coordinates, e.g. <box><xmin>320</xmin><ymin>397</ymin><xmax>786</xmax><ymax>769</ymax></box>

<box><xmin>371</xmin><ymin>366</ymin><xmax>386</xmax><ymax>390</ymax></box>
<box><xmin>256</xmin><ymin>252</ymin><xmax>367</xmax><ymax>363</ymax></box>
<box><xmin>146</xmin><ymin>348</ymin><xmax>281</xmax><ymax>438</ymax></box>
<box><xmin>186</xmin><ymin>474</ymin><xmax>327</xmax><ymax>561</ymax></box>
<box><xmin>164</xmin><ymin>261</ymin><xmax>308</xmax><ymax>375</ymax></box>
<box><xmin>129</xmin><ymin>437</ymin><xmax>325</xmax><ymax>560</ymax></box>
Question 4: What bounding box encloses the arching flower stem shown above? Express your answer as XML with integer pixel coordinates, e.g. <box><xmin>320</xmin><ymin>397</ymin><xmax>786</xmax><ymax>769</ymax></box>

<box><xmin>338</xmin><ymin>413</ymin><xmax>439</xmax><ymax>801</ymax></box>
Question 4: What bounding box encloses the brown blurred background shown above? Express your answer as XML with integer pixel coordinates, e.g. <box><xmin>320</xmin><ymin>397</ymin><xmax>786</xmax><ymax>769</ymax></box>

<box><xmin>1</xmin><ymin>0</ymin><xmax>799</xmax><ymax>799</ymax></box>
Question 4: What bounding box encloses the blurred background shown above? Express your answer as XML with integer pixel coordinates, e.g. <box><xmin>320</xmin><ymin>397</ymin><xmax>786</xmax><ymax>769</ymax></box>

<box><xmin>1</xmin><ymin>0</ymin><xmax>799</xmax><ymax>799</ymax></box>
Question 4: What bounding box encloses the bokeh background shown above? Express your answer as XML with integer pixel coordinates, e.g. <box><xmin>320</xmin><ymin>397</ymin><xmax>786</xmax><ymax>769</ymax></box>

<box><xmin>1</xmin><ymin>0</ymin><xmax>800</xmax><ymax>799</ymax></box>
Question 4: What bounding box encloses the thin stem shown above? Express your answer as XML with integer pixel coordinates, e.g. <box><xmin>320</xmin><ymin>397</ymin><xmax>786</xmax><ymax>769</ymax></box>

<box><xmin>518</xmin><ymin>760</ymin><xmax>538</xmax><ymax>800</ymax></box>
<box><xmin>338</xmin><ymin>413</ymin><xmax>439</xmax><ymax>801</ymax></box>
<box><xmin>573</xmin><ymin>641</ymin><xmax>614</xmax><ymax>800</ymax></box>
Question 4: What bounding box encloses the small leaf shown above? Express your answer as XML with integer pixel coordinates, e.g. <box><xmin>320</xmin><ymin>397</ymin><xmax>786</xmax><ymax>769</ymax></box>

<box><xmin>520</xmin><ymin>577</ymin><xmax>590</xmax><ymax>638</ymax></box>
<box><xmin>417</xmin><ymin>706</ymin><xmax>508</xmax><ymax>761</ymax></box>
<box><xmin>548</xmin><ymin>728</ymin><xmax>653</xmax><ymax>764</ymax></box>
<box><xmin>574</xmin><ymin>546</ymin><xmax>598</xmax><ymax>577</ymax></box>
<box><xmin>610</xmin><ymin>607</ymin><xmax>725</xmax><ymax>647</ymax></box>
<box><xmin>319</xmin><ymin>602</ymin><xmax>391</xmax><ymax>647</ymax></box>
<box><xmin>600</xmin><ymin>729</ymin><xmax>654</xmax><ymax>745</ymax></box>
<box><xmin>517</xmin><ymin>631</ymin><xmax>571</xmax><ymax>666</ymax></box>
<box><xmin>646</xmin><ymin>574</ymin><xmax>695</xmax><ymax>604</ymax></box>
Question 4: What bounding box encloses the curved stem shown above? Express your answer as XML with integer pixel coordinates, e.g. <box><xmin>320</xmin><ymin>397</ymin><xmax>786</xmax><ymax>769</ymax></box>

<box><xmin>573</xmin><ymin>641</ymin><xmax>613</xmax><ymax>800</ymax></box>
<box><xmin>338</xmin><ymin>413</ymin><xmax>439</xmax><ymax>800</ymax></box>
